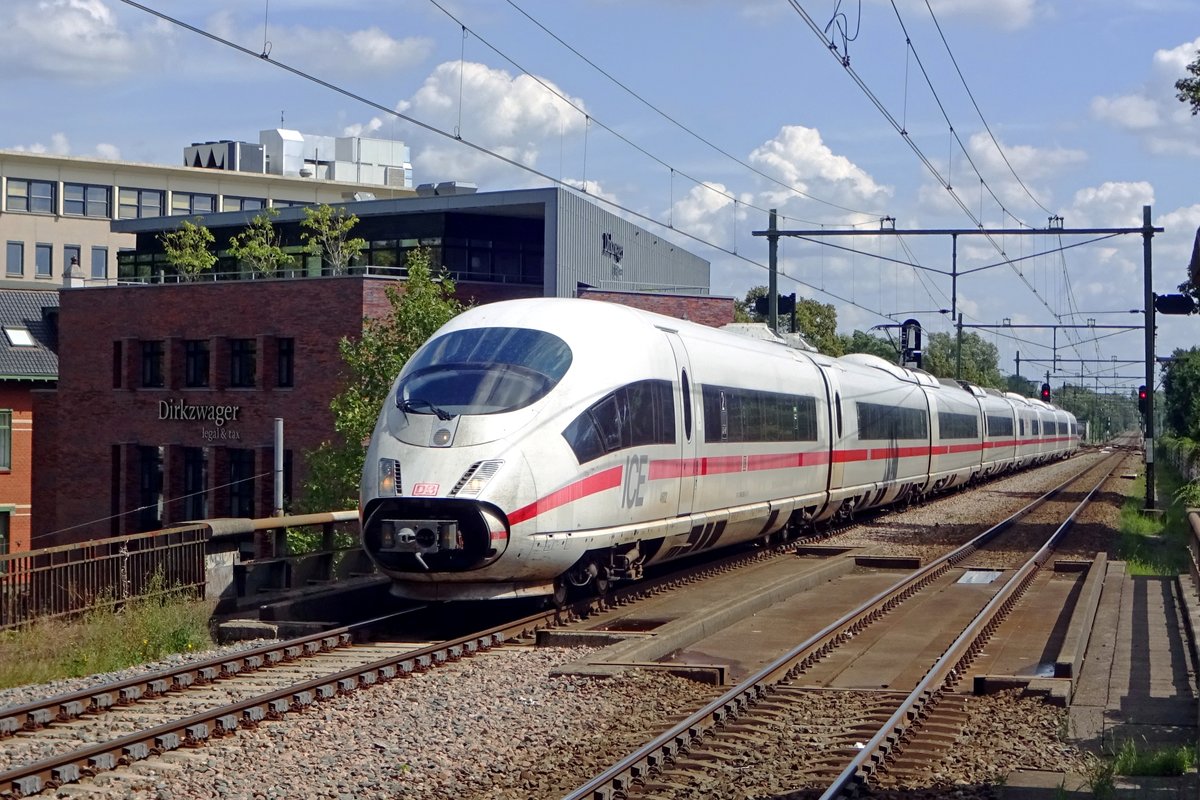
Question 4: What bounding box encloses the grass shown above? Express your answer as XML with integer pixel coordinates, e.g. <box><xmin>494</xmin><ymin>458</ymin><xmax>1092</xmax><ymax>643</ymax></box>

<box><xmin>1111</xmin><ymin>738</ymin><xmax>1196</xmax><ymax>777</ymax></box>
<box><xmin>1116</xmin><ymin>464</ymin><xmax>1192</xmax><ymax>576</ymax></box>
<box><xmin>0</xmin><ymin>586</ymin><xmax>215</xmax><ymax>691</ymax></box>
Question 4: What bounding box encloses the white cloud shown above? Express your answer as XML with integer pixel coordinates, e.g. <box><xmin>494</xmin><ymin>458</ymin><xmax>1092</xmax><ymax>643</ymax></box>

<box><xmin>364</xmin><ymin>60</ymin><xmax>589</xmax><ymax>190</ymax></box>
<box><xmin>273</xmin><ymin>25</ymin><xmax>432</xmax><ymax>76</ymax></box>
<box><xmin>1091</xmin><ymin>94</ymin><xmax>1161</xmax><ymax>131</ymax></box>
<box><xmin>1091</xmin><ymin>36</ymin><xmax>1200</xmax><ymax>156</ymax></box>
<box><xmin>344</xmin><ymin>117</ymin><xmax>386</xmax><ymax>138</ymax></box>
<box><xmin>0</xmin><ymin>0</ymin><xmax>146</xmax><ymax>82</ymax></box>
<box><xmin>12</xmin><ymin>133</ymin><xmax>72</xmax><ymax>155</ymax></box>
<box><xmin>562</xmin><ymin>179</ymin><xmax>621</xmax><ymax>207</ymax></box>
<box><xmin>749</xmin><ymin>125</ymin><xmax>892</xmax><ymax>213</ymax></box>
<box><xmin>964</xmin><ymin>131</ymin><xmax>1086</xmax><ymax>213</ymax></box>
<box><xmin>9</xmin><ymin>133</ymin><xmax>121</xmax><ymax>160</ymax></box>
<box><xmin>1067</xmin><ymin>181</ymin><xmax>1154</xmax><ymax>228</ymax></box>
<box><xmin>668</xmin><ymin>182</ymin><xmax>748</xmax><ymax>246</ymax></box>
<box><xmin>1154</xmin><ymin>36</ymin><xmax>1200</xmax><ymax>74</ymax></box>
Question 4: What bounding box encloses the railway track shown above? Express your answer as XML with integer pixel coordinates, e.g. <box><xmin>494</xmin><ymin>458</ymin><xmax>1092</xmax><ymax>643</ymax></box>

<box><xmin>0</xmin><ymin>446</ymin><xmax>1131</xmax><ymax>798</ymax></box>
<box><xmin>560</xmin><ymin>447</ymin><xmax>1124</xmax><ymax>799</ymax></box>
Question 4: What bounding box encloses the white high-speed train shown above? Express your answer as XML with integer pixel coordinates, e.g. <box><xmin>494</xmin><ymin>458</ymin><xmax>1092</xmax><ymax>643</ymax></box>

<box><xmin>359</xmin><ymin>298</ymin><xmax>1079</xmax><ymax>602</ymax></box>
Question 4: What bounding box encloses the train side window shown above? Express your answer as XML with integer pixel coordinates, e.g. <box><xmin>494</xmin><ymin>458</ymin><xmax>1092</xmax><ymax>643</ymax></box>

<box><xmin>701</xmin><ymin>385</ymin><xmax>818</xmax><ymax>443</ymax></box>
<box><xmin>985</xmin><ymin>414</ymin><xmax>1013</xmax><ymax>438</ymax></box>
<box><xmin>561</xmin><ymin>379</ymin><xmax>675</xmax><ymax>464</ymax></box>
<box><xmin>835</xmin><ymin>393</ymin><xmax>843</xmax><ymax>439</ymax></box>
<box><xmin>680</xmin><ymin>370</ymin><xmax>692</xmax><ymax>440</ymax></box>
<box><xmin>562</xmin><ymin>415</ymin><xmax>605</xmax><ymax>463</ymax></box>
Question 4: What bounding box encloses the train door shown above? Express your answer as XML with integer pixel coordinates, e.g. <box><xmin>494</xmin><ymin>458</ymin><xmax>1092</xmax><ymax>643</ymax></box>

<box><xmin>661</xmin><ymin>330</ymin><xmax>699</xmax><ymax>515</ymax></box>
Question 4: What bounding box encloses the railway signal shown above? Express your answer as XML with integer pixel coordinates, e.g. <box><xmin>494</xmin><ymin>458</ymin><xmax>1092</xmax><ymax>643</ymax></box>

<box><xmin>1040</xmin><ymin>383</ymin><xmax>1051</xmax><ymax>402</ymax></box>
<box><xmin>1138</xmin><ymin>385</ymin><xmax>1148</xmax><ymax>415</ymax></box>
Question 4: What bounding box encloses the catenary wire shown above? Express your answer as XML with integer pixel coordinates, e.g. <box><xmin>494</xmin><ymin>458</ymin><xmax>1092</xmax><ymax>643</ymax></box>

<box><xmin>501</xmin><ymin>0</ymin><xmax>883</xmax><ymax>222</ymax></box>
<box><xmin>112</xmin><ymin>0</ymin><xmax>900</xmax><ymax>324</ymax></box>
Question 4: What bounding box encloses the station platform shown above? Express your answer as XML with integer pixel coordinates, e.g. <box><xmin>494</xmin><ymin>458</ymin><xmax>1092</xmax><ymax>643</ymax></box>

<box><xmin>1004</xmin><ymin>562</ymin><xmax>1199</xmax><ymax>798</ymax></box>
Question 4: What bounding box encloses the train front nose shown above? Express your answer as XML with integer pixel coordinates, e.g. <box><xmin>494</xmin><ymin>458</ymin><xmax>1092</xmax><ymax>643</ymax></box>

<box><xmin>363</xmin><ymin>498</ymin><xmax>510</xmax><ymax>572</ymax></box>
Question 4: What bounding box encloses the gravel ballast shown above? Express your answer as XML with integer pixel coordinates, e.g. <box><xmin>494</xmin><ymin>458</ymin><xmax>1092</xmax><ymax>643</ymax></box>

<box><xmin>0</xmin><ymin>448</ymin><xmax>1146</xmax><ymax>799</ymax></box>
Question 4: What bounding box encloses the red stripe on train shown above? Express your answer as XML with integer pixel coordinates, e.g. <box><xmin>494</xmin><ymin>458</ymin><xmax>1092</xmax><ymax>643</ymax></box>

<box><xmin>506</xmin><ymin>466</ymin><xmax>623</xmax><ymax>525</ymax></box>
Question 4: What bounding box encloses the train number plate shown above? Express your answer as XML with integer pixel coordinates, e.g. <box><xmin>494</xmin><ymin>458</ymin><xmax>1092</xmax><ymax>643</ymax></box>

<box><xmin>411</xmin><ymin>483</ymin><xmax>440</xmax><ymax>496</ymax></box>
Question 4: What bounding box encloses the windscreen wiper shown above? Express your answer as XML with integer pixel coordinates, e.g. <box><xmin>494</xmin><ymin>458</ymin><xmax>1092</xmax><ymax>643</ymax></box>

<box><xmin>400</xmin><ymin>397</ymin><xmax>456</xmax><ymax>421</ymax></box>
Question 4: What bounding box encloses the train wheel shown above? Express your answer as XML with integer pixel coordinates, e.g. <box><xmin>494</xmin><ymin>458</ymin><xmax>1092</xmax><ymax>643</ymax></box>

<box><xmin>593</xmin><ymin>566</ymin><xmax>611</xmax><ymax>598</ymax></box>
<box><xmin>551</xmin><ymin>578</ymin><xmax>569</xmax><ymax>609</ymax></box>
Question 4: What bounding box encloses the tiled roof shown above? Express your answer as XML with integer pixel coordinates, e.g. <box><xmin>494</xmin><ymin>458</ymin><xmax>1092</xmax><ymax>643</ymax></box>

<box><xmin>0</xmin><ymin>290</ymin><xmax>58</xmax><ymax>380</ymax></box>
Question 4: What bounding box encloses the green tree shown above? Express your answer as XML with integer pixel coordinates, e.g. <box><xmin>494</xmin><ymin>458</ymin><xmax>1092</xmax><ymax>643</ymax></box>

<box><xmin>793</xmin><ymin>298</ymin><xmax>842</xmax><ymax>355</ymax></box>
<box><xmin>736</xmin><ymin>286</ymin><xmax>843</xmax><ymax>354</ymax></box>
<box><xmin>227</xmin><ymin>208</ymin><xmax>294</xmax><ymax>277</ymax></box>
<box><xmin>1162</xmin><ymin>347</ymin><xmax>1200</xmax><ymax>441</ymax></box>
<box><xmin>839</xmin><ymin>329</ymin><xmax>897</xmax><ymax>361</ymax></box>
<box><xmin>1176</xmin><ymin>49</ymin><xmax>1200</xmax><ymax>115</ymax></box>
<box><xmin>301</xmin><ymin>247</ymin><xmax>464</xmax><ymax>511</ymax></box>
<box><xmin>1006</xmin><ymin>374</ymin><xmax>1037</xmax><ymax>396</ymax></box>
<box><xmin>921</xmin><ymin>331</ymin><xmax>1003</xmax><ymax>388</ymax></box>
<box><xmin>300</xmin><ymin>204</ymin><xmax>367</xmax><ymax>275</ymax></box>
<box><xmin>159</xmin><ymin>219</ymin><xmax>216</xmax><ymax>281</ymax></box>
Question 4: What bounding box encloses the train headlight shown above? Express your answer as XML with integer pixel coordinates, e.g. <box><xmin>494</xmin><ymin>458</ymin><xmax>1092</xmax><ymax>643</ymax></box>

<box><xmin>431</xmin><ymin>427</ymin><xmax>453</xmax><ymax>447</ymax></box>
<box><xmin>450</xmin><ymin>460</ymin><xmax>504</xmax><ymax>498</ymax></box>
<box><xmin>378</xmin><ymin>458</ymin><xmax>400</xmax><ymax>496</ymax></box>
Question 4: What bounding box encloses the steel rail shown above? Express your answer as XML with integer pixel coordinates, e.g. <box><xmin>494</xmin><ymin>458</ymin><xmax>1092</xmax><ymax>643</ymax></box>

<box><xmin>817</xmin><ymin>454</ymin><xmax>1119</xmax><ymax>798</ymax></box>
<box><xmin>0</xmin><ymin>544</ymin><xmax>783</xmax><ymax>798</ymax></box>
<box><xmin>0</xmin><ymin>604</ymin><xmax>568</xmax><ymax>796</ymax></box>
<box><xmin>559</xmin><ymin>450</ymin><xmax>1121</xmax><ymax>800</ymax></box>
<box><xmin>0</xmin><ymin>608</ymin><xmax>424</xmax><ymax>739</ymax></box>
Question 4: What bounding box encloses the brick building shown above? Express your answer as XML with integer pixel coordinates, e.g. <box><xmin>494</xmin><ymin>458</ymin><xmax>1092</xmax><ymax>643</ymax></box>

<box><xmin>0</xmin><ymin>290</ymin><xmax>58</xmax><ymax>556</ymax></box>
<box><xmin>32</xmin><ymin>188</ymin><xmax>731</xmax><ymax>547</ymax></box>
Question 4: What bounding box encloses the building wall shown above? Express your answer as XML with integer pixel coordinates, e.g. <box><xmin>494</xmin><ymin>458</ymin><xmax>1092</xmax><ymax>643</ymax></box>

<box><xmin>0</xmin><ymin>385</ymin><xmax>36</xmax><ymax>554</ymax></box>
<box><xmin>577</xmin><ymin>289</ymin><xmax>735</xmax><ymax>328</ymax></box>
<box><xmin>0</xmin><ymin>149</ymin><xmax>415</xmax><ymax>288</ymax></box>
<box><xmin>554</xmin><ymin>188</ymin><xmax>710</xmax><ymax>297</ymax></box>
<box><xmin>33</xmin><ymin>275</ymin><xmax>541</xmax><ymax>546</ymax></box>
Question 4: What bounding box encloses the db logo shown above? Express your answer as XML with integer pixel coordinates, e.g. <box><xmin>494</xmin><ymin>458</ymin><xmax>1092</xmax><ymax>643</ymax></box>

<box><xmin>411</xmin><ymin>483</ymin><xmax>440</xmax><ymax>496</ymax></box>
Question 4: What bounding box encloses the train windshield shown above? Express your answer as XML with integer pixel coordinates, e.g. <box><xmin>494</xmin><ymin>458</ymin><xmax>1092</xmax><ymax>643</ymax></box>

<box><xmin>397</xmin><ymin>327</ymin><xmax>573</xmax><ymax>416</ymax></box>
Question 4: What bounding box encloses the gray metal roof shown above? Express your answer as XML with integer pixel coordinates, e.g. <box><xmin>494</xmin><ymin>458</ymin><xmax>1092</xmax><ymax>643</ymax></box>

<box><xmin>0</xmin><ymin>290</ymin><xmax>59</xmax><ymax>380</ymax></box>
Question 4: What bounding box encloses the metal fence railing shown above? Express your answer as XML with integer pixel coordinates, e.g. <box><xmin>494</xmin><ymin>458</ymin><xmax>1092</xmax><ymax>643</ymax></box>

<box><xmin>0</xmin><ymin>525</ymin><xmax>209</xmax><ymax>631</ymax></box>
<box><xmin>0</xmin><ymin>511</ymin><xmax>370</xmax><ymax>630</ymax></box>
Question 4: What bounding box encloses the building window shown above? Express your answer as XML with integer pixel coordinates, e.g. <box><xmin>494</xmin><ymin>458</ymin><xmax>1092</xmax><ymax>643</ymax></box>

<box><xmin>138</xmin><ymin>445</ymin><xmax>163</xmax><ymax>531</ymax></box>
<box><xmin>5</xmin><ymin>242</ymin><xmax>22</xmax><ymax>277</ymax></box>
<box><xmin>141</xmin><ymin>340</ymin><xmax>165</xmax><ymax>388</ymax></box>
<box><xmin>91</xmin><ymin>246</ymin><xmax>108</xmax><ymax>280</ymax></box>
<box><xmin>6</xmin><ymin>179</ymin><xmax>55</xmax><ymax>214</ymax></box>
<box><xmin>222</xmin><ymin>195</ymin><xmax>266</xmax><ymax>213</ymax></box>
<box><xmin>171</xmin><ymin>192</ymin><xmax>215</xmax><ymax>216</ymax></box>
<box><xmin>64</xmin><ymin>183</ymin><xmax>111</xmax><ymax>218</ymax></box>
<box><xmin>64</xmin><ymin>244</ymin><xmax>81</xmax><ymax>273</ymax></box>
<box><xmin>34</xmin><ymin>244</ymin><xmax>51</xmax><ymax>278</ymax></box>
<box><xmin>118</xmin><ymin>188</ymin><xmax>164</xmax><ymax>219</ymax></box>
<box><xmin>184</xmin><ymin>340</ymin><xmax>210</xmax><ymax>387</ymax></box>
<box><xmin>229</xmin><ymin>339</ymin><xmax>256</xmax><ymax>388</ymax></box>
<box><xmin>0</xmin><ymin>410</ymin><xmax>10</xmax><ymax>471</ymax></box>
<box><xmin>228</xmin><ymin>449</ymin><xmax>255</xmax><ymax>518</ymax></box>
<box><xmin>277</xmin><ymin>337</ymin><xmax>294</xmax><ymax>388</ymax></box>
<box><xmin>0</xmin><ymin>512</ymin><xmax>8</xmax><ymax>565</ymax></box>
<box><xmin>183</xmin><ymin>447</ymin><xmax>207</xmax><ymax>521</ymax></box>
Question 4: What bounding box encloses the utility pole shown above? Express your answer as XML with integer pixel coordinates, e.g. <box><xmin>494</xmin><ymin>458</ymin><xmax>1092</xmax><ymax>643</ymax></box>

<box><xmin>1142</xmin><ymin>205</ymin><xmax>1156</xmax><ymax>510</ymax></box>
<box><xmin>767</xmin><ymin>209</ymin><xmax>778</xmax><ymax>334</ymax></box>
<box><xmin>955</xmin><ymin>313</ymin><xmax>963</xmax><ymax>379</ymax></box>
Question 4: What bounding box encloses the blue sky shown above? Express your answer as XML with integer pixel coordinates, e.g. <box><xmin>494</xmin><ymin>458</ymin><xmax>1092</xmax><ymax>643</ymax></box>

<box><xmin>2</xmin><ymin>0</ymin><xmax>1198</xmax><ymax>391</ymax></box>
